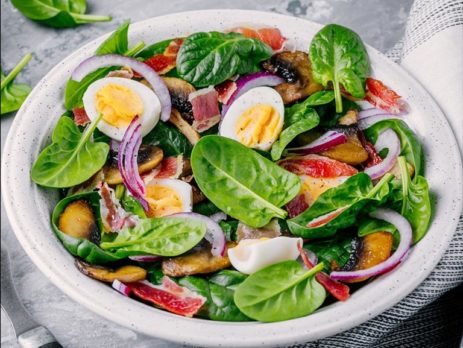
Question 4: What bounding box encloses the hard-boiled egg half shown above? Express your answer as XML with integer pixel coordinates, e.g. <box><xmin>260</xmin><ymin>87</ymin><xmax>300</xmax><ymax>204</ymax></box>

<box><xmin>83</xmin><ymin>77</ymin><xmax>161</xmax><ymax>141</ymax></box>
<box><xmin>228</xmin><ymin>236</ymin><xmax>302</xmax><ymax>274</ymax></box>
<box><xmin>220</xmin><ymin>87</ymin><xmax>284</xmax><ymax>151</ymax></box>
<box><xmin>144</xmin><ymin>178</ymin><xmax>192</xmax><ymax>218</ymax></box>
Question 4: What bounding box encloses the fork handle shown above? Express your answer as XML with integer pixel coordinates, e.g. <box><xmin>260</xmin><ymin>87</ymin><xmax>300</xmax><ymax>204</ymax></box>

<box><xmin>18</xmin><ymin>326</ymin><xmax>63</xmax><ymax>348</ymax></box>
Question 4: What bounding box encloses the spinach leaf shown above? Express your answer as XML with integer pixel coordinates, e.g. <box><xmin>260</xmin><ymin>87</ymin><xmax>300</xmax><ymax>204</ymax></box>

<box><xmin>147</xmin><ymin>265</ymin><xmax>164</xmax><ymax>285</ymax></box>
<box><xmin>234</xmin><ymin>261</ymin><xmax>326</xmax><ymax>322</ymax></box>
<box><xmin>136</xmin><ymin>38</ymin><xmax>174</xmax><ymax>59</ymax></box>
<box><xmin>51</xmin><ymin>191</ymin><xmax>123</xmax><ymax>264</ymax></box>
<box><xmin>305</xmin><ymin>234</ymin><xmax>354</xmax><ymax>272</ymax></box>
<box><xmin>143</xmin><ymin>121</ymin><xmax>192</xmax><ymax>157</ymax></box>
<box><xmin>11</xmin><ymin>0</ymin><xmax>111</xmax><ymax>28</ymax></box>
<box><xmin>100</xmin><ymin>216</ymin><xmax>206</xmax><ymax>256</ymax></box>
<box><xmin>309</xmin><ymin>24</ymin><xmax>369</xmax><ymax>113</ymax></box>
<box><xmin>31</xmin><ymin>114</ymin><xmax>109</xmax><ymax>188</ymax></box>
<box><xmin>358</xmin><ymin>217</ymin><xmax>400</xmax><ymax>248</ymax></box>
<box><xmin>180</xmin><ymin>270</ymin><xmax>251</xmax><ymax>321</ymax></box>
<box><xmin>219</xmin><ymin>220</ymin><xmax>239</xmax><ymax>241</ymax></box>
<box><xmin>271</xmin><ymin>108</ymin><xmax>320</xmax><ymax>161</ymax></box>
<box><xmin>288</xmin><ymin>173</ymin><xmax>392</xmax><ymax>238</ymax></box>
<box><xmin>316</xmin><ymin>97</ymin><xmax>360</xmax><ymax>128</ymax></box>
<box><xmin>396</xmin><ymin>157</ymin><xmax>431</xmax><ymax>242</ymax></box>
<box><xmin>193</xmin><ymin>201</ymin><xmax>221</xmax><ymax>216</ymax></box>
<box><xmin>1</xmin><ymin>53</ymin><xmax>32</xmax><ymax>115</ymax></box>
<box><xmin>191</xmin><ymin>136</ymin><xmax>301</xmax><ymax>228</ymax></box>
<box><xmin>365</xmin><ymin>119</ymin><xmax>424</xmax><ymax>177</ymax></box>
<box><xmin>121</xmin><ymin>192</ymin><xmax>147</xmax><ymax>218</ymax></box>
<box><xmin>64</xmin><ymin>22</ymin><xmax>145</xmax><ymax>110</ymax></box>
<box><xmin>177</xmin><ymin>32</ymin><xmax>273</xmax><ymax>87</ymax></box>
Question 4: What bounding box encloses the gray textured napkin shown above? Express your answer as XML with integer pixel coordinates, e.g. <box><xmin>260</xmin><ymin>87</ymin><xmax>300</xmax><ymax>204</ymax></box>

<box><xmin>296</xmin><ymin>0</ymin><xmax>463</xmax><ymax>347</ymax></box>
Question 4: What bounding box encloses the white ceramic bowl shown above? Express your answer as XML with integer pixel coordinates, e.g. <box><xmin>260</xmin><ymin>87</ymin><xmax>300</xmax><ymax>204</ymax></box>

<box><xmin>2</xmin><ymin>10</ymin><xmax>462</xmax><ymax>348</ymax></box>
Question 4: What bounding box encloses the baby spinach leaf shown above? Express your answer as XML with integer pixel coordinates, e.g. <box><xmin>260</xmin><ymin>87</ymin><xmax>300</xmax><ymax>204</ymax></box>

<box><xmin>288</xmin><ymin>173</ymin><xmax>393</xmax><ymax>238</ymax></box>
<box><xmin>365</xmin><ymin>119</ymin><xmax>424</xmax><ymax>177</ymax></box>
<box><xmin>100</xmin><ymin>216</ymin><xmax>206</xmax><ymax>256</ymax></box>
<box><xmin>147</xmin><ymin>265</ymin><xmax>165</xmax><ymax>285</ymax></box>
<box><xmin>121</xmin><ymin>191</ymin><xmax>147</xmax><ymax>219</ymax></box>
<box><xmin>31</xmin><ymin>114</ymin><xmax>109</xmax><ymax>188</ymax></box>
<box><xmin>1</xmin><ymin>53</ymin><xmax>32</xmax><ymax>115</ymax></box>
<box><xmin>396</xmin><ymin>157</ymin><xmax>431</xmax><ymax>242</ymax></box>
<box><xmin>305</xmin><ymin>234</ymin><xmax>355</xmax><ymax>272</ymax></box>
<box><xmin>136</xmin><ymin>38</ymin><xmax>174</xmax><ymax>59</ymax></box>
<box><xmin>177</xmin><ymin>32</ymin><xmax>273</xmax><ymax>87</ymax></box>
<box><xmin>358</xmin><ymin>218</ymin><xmax>396</xmax><ymax>236</ymax></box>
<box><xmin>234</xmin><ymin>261</ymin><xmax>326</xmax><ymax>322</ymax></box>
<box><xmin>11</xmin><ymin>0</ymin><xmax>111</xmax><ymax>28</ymax></box>
<box><xmin>193</xmin><ymin>201</ymin><xmax>221</xmax><ymax>216</ymax></box>
<box><xmin>271</xmin><ymin>108</ymin><xmax>320</xmax><ymax>161</ymax></box>
<box><xmin>142</xmin><ymin>121</ymin><xmax>192</xmax><ymax>157</ymax></box>
<box><xmin>95</xmin><ymin>21</ymin><xmax>130</xmax><ymax>55</ymax></box>
<box><xmin>191</xmin><ymin>136</ymin><xmax>301</xmax><ymax>228</ymax></box>
<box><xmin>219</xmin><ymin>220</ymin><xmax>239</xmax><ymax>241</ymax></box>
<box><xmin>51</xmin><ymin>191</ymin><xmax>123</xmax><ymax>264</ymax></box>
<box><xmin>309</xmin><ymin>24</ymin><xmax>369</xmax><ymax>113</ymax></box>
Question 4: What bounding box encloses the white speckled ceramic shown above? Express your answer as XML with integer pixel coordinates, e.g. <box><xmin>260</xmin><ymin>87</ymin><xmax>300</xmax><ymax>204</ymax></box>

<box><xmin>2</xmin><ymin>10</ymin><xmax>462</xmax><ymax>348</ymax></box>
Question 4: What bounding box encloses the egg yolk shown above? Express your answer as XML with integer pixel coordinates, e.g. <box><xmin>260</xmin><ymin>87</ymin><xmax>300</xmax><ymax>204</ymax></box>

<box><xmin>235</xmin><ymin>104</ymin><xmax>282</xmax><ymax>148</ymax></box>
<box><xmin>95</xmin><ymin>83</ymin><xmax>144</xmax><ymax>127</ymax></box>
<box><xmin>145</xmin><ymin>185</ymin><xmax>183</xmax><ymax>218</ymax></box>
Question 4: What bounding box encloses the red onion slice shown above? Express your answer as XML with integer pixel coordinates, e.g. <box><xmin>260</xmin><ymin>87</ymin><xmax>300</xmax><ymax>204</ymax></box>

<box><xmin>112</xmin><ymin>279</ymin><xmax>131</xmax><ymax>297</ymax></box>
<box><xmin>118</xmin><ymin>116</ymin><xmax>148</xmax><ymax>210</ymax></box>
<box><xmin>221</xmin><ymin>72</ymin><xmax>284</xmax><ymax>116</ymax></box>
<box><xmin>71</xmin><ymin>54</ymin><xmax>171</xmax><ymax>121</ymax></box>
<box><xmin>170</xmin><ymin>212</ymin><xmax>226</xmax><ymax>257</ymax></box>
<box><xmin>330</xmin><ymin>208</ymin><xmax>412</xmax><ymax>281</ymax></box>
<box><xmin>364</xmin><ymin>129</ymin><xmax>401</xmax><ymax>180</ymax></box>
<box><xmin>286</xmin><ymin>131</ymin><xmax>348</xmax><ymax>155</ymax></box>
<box><xmin>129</xmin><ymin>255</ymin><xmax>162</xmax><ymax>262</ymax></box>
<box><xmin>358</xmin><ymin>114</ymin><xmax>401</xmax><ymax>130</ymax></box>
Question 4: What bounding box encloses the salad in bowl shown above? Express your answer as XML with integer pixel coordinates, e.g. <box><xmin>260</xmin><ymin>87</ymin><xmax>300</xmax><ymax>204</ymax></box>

<box><xmin>30</xmin><ymin>21</ymin><xmax>431</xmax><ymax>323</ymax></box>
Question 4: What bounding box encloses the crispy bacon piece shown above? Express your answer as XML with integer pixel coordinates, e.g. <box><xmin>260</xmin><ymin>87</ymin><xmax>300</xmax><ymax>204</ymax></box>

<box><xmin>123</xmin><ymin>277</ymin><xmax>206</xmax><ymax>317</ymax></box>
<box><xmin>279</xmin><ymin>154</ymin><xmax>358</xmax><ymax>178</ymax></box>
<box><xmin>230</xmin><ymin>27</ymin><xmax>286</xmax><ymax>51</ymax></box>
<box><xmin>72</xmin><ymin>107</ymin><xmax>90</xmax><ymax>126</ymax></box>
<box><xmin>364</xmin><ymin>141</ymin><xmax>383</xmax><ymax>167</ymax></box>
<box><xmin>215</xmin><ymin>80</ymin><xmax>237</xmax><ymax>104</ymax></box>
<box><xmin>298</xmin><ymin>245</ymin><xmax>350</xmax><ymax>301</ymax></box>
<box><xmin>99</xmin><ymin>183</ymin><xmax>138</xmax><ymax>232</ymax></box>
<box><xmin>188</xmin><ymin>87</ymin><xmax>221</xmax><ymax>133</ymax></box>
<box><xmin>286</xmin><ymin>194</ymin><xmax>309</xmax><ymax>218</ymax></box>
<box><xmin>364</xmin><ymin>77</ymin><xmax>406</xmax><ymax>114</ymax></box>
<box><xmin>144</xmin><ymin>39</ymin><xmax>184</xmax><ymax>75</ymax></box>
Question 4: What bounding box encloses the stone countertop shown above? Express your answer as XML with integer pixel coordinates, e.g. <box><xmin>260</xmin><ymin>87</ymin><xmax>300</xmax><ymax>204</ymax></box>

<box><xmin>0</xmin><ymin>0</ymin><xmax>412</xmax><ymax>347</ymax></box>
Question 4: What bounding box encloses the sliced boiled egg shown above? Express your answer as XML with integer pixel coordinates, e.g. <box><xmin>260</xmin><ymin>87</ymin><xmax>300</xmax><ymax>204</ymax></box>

<box><xmin>144</xmin><ymin>179</ymin><xmax>192</xmax><ymax>218</ymax></box>
<box><xmin>228</xmin><ymin>236</ymin><xmax>302</xmax><ymax>274</ymax></box>
<box><xmin>219</xmin><ymin>87</ymin><xmax>284</xmax><ymax>151</ymax></box>
<box><xmin>83</xmin><ymin>77</ymin><xmax>161</xmax><ymax>141</ymax></box>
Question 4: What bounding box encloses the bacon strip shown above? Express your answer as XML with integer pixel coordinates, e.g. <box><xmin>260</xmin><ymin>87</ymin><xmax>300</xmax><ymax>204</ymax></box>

<box><xmin>72</xmin><ymin>107</ymin><xmax>90</xmax><ymax>126</ymax></box>
<box><xmin>123</xmin><ymin>277</ymin><xmax>206</xmax><ymax>317</ymax></box>
<box><xmin>144</xmin><ymin>39</ymin><xmax>184</xmax><ymax>75</ymax></box>
<box><xmin>215</xmin><ymin>80</ymin><xmax>237</xmax><ymax>104</ymax></box>
<box><xmin>99</xmin><ymin>183</ymin><xmax>138</xmax><ymax>232</ymax></box>
<box><xmin>230</xmin><ymin>27</ymin><xmax>286</xmax><ymax>51</ymax></box>
<box><xmin>364</xmin><ymin>77</ymin><xmax>406</xmax><ymax>114</ymax></box>
<box><xmin>188</xmin><ymin>87</ymin><xmax>221</xmax><ymax>133</ymax></box>
<box><xmin>279</xmin><ymin>154</ymin><xmax>358</xmax><ymax>178</ymax></box>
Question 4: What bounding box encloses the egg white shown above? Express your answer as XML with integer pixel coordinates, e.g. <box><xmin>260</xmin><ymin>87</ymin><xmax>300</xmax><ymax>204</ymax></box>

<box><xmin>219</xmin><ymin>87</ymin><xmax>284</xmax><ymax>151</ymax></box>
<box><xmin>145</xmin><ymin>178</ymin><xmax>193</xmax><ymax>213</ymax></box>
<box><xmin>83</xmin><ymin>77</ymin><xmax>161</xmax><ymax>141</ymax></box>
<box><xmin>228</xmin><ymin>236</ymin><xmax>302</xmax><ymax>274</ymax></box>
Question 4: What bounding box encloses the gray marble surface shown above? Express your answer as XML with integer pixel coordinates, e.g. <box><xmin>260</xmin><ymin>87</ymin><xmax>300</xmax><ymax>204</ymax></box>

<box><xmin>0</xmin><ymin>0</ymin><xmax>413</xmax><ymax>347</ymax></box>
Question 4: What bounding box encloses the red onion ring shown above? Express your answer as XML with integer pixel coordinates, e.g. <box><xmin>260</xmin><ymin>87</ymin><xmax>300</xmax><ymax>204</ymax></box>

<box><xmin>71</xmin><ymin>54</ymin><xmax>171</xmax><ymax>121</ymax></box>
<box><xmin>358</xmin><ymin>114</ymin><xmax>401</xmax><ymax>130</ymax></box>
<box><xmin>221</xmin><ymin>72</ymin><xmax>284</xmax><ymax>116</ymax></box>
<box><xmin>330</xmin><ymin>208</ymin><xmax>412</xmax><ymax>281</ymax></box>
<box><xmin>112</xmin><ymin>279</ymin><xmax>131</xmax><ymax>297</ymax></box>
<box><xmin>285</xmin><ymin>131</ymin><xmax>348</xmax><ymax>155</ymax></box>
<box><xmin>170</xmin><ymin>212</ymin><xmax>226</xmax><ymax>257</ymax></box>
<box><xmin>364</xmin><ymin>129</ymin><xmax>401</xmax><ymax>180</ymax></box>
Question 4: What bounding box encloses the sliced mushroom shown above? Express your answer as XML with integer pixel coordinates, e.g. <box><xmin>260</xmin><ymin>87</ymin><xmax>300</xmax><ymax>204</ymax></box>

<box><xmin>162</xmin><ymin>77</ymin><xmax>196</xmax><ymax>123</ymax></box>
<box><xmin>75</xmin><ymin>259</ymin><xmax>147</xmax><ymax>283</ymax></box>
<box><xmin>169</xmin><ymin>108</ymin><xmax>201</xmax><ymax>145</ymax></box>
<box><xmin>58</xmin><ymin>200</ymin><xmax>99</xmax><ymax>243</ymax></box>
<box><xmin>320</xmin><ymin>126</ymin><xmax>369</xmax><ymax>165</ymax></box>
<box><xmin>262</xmin><ymin>51</ymin><xmax>323</xmax><ymax>104</ymax></box>
<box><xmin>103</xmin><ymin>145</ymin><xmax>163</xmax><ymax>185</ymax></box>
<box><xmin>161</xmin><ymin>242</ymin><xmax>236</xmax><ymax>277</ymax></box>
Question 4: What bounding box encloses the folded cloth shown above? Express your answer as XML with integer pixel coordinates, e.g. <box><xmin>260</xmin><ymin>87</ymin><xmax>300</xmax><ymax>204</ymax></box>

<box><xmin>295</xmin><ymin>1</ymin><xmax>463</xmax><ymax>347</ymax></box>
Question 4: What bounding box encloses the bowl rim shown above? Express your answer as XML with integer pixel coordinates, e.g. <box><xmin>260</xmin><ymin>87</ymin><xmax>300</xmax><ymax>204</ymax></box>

<box><xmin>2</xmin><ymin>9</ymin><xmax>462</xmax><ymax>347</ymax></box>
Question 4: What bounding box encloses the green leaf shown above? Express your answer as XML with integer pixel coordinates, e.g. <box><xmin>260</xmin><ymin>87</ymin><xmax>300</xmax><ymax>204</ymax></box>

<box><xmin>142</xmin><ymin>121</ymin><xmax>192</xmax><ymax>157</ymax></box>
<box><xmin>191</xmin><ymin>136</ymin><xmax>301</xmax><ymax>228</ymax></box>
<box><xmin>271</xmin><ymin>108</ymin><xmax>320</xmax><ymax>161</ymax></box>
<box><xmin>31</xmin><ymin>115</ymin><xmax>109</xmax><ymax>188</ymax></box>
<box><xmin>11</xmin><ymin>0</ymin><xmax>111</xmax><ymax>28</ymax></box>
<box><xmin>365</xmin><ymin>119</ymin><xmax>424</xmax><ymax>177</ymax></box>
<box><xmin>288</xmin><ymin>173</ymin><xmax>393</xmax><ymax>238</ymax></box>
<box><xmin>121</xmin><ymin>191</ymin><xmax>147</xmax><ymax>218</ymax></box>
<box><xmin>358</xmin><ymin>218</ymin><xmax>397</xmax><ymax>236</ymax></box>
<box><xmin>95</xmin><ymin>21</ymin><xmax>129</xmax><ymax>55</ymax></box>
<box><xmin>51</xmin><ymin>191</ymin><xmax>123</xmax><ymax>264</ymax></box>
<box><xmin>305</xmin><ymin>234</ymin><xmax>355</xmax><ymax>272</ymax></box>
<box><xmin>309</xmin><ymin>24</ymin><xmax>370</xmax><ymax>113</ymax></box>
<box><xmin>1</xmin><ymin>53</ymin><xmax>32</xmax><ymax>115</ymax></box>
<box><xmin>234</xmin><ymin>261</ymin><xmax>326</xmax><ymax>322</ymax></box>
<box><xmin>177</xmin><ymin>32</ymin><xmax>273</xmax><ymax>87</ymax></box>
<box><xmin>136</xmin><ymin>38</ymin><xmax>175</xmax><ymax>59</ymax></box>
<box><xmin>193</xmin><ymin>201</ymin><xmax>221</xmax><ymax>216</ymax></box>
<box><xmin>219</xmin><ymin>220</ymin><xmax>239</xmax><ymax>241</ymax></box>
<box><xmin>100</xmin><ymin>216</ymin><xmax>206</xmax><ymax>257</ymax></box>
